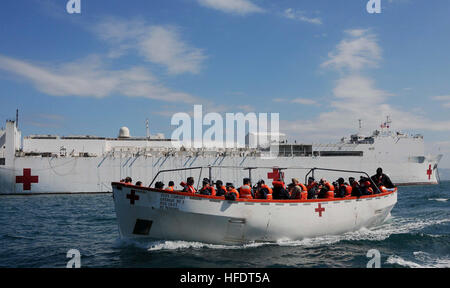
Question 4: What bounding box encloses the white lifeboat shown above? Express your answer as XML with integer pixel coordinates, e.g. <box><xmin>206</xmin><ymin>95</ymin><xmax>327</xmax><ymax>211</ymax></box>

<box><xmin>112</xmin><ymin>167</ymin><xmax>397</xmax><ymax>245</ymax></box>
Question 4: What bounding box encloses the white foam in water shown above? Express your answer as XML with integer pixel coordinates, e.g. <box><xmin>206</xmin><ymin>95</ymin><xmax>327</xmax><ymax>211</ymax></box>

<box><xmin>114</xmin><ymin>217</ymin><xmax>449</xmax><ymax>251</ymax></box>
<box><xmin>386</xmin><ymin>251</ymin><xmax>450</xmax><ymax>268</ymax></box>
<box><xmin>146</xmin><ymin>240</ymin><xmax>272</xmax><ymax>251</ymax></box>
<box><xmin>428</xmin><ymin>198</ymin><xmax>449</xmax><ymax>202</ymax></box>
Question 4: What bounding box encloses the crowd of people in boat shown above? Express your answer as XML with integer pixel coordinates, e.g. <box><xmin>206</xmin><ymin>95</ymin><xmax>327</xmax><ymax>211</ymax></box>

<box><xmin>120</xmin><ymin>167</ymin><xmax>395</xmax><ymax>201</ymax></box>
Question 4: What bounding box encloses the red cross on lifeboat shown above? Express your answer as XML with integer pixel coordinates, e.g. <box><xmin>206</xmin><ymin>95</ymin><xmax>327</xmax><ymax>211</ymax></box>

<box><xmin>268</xmin><ymin>168</ymin><xmax>284</xmax><ymax>181</ymax></box>
<box><xmin>315</xmin><ymin>203</ymin><xmax>325</xmax><ymax>217</ymax></box>
<box><xmin>427</xmin><ymin>165</ymin><xmax>433</xmax><ymax>180</ymax></box>
<box><xmin>16</xmin><ymin>168</ymin><xmax>39</xmax><ymax>191</ymax></box>
<box><xmin>126</xmin><ymin>190</ymin><xmax>140</xmax><ymax>205</ymax></box>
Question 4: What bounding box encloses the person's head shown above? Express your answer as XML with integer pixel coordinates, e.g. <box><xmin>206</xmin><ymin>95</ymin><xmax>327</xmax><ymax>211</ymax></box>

<box><xmin>243</xmin><ymin>178</ymin><xmax>251</xmax><ymax>185</ymax></box>
<box><xmin>291</xmin><ymin>178</ymin><xmax>299</xmax><ymax>185</ymax></box>
<box><xmin>376</xmin><ymin>167</ymin><xmax>383</xmax><ymax>176</ymax></box>
<box><xmin>319</xmin><ymin>178</ymin><xmax>326</xmax><ymax>185</ymax></box>
<box><xmin>125</xmin><ymin>177</ymin><xmax>132</xmax><ymax>183</ymax></box>
<box><xmin>155</xmin><ymin>181</ymin><xmax>164</xmax><ymax>189</ymax></box>
<box><xmin>226</xmin><ymin>183</ymin><xmax>234</xmax><ymax>191</ymax></box>
<box><xmin>337</xmin><ymin>178</ymin><xmax>345</xmax><ymax>185</ymax></box>
<box><xmin>349</xmin><ymin>177</ymin><xmax>355</xmax><ymax>184</ymax></box>
<box><xmin>168</xmin><ymin>181</ymin><xmax>174</xmax><ymax>187</ymax></box>
<box><xmin>257</xmin><ymin>179</ymin><xmax>265</xmax><ymax>187</ymax></box>
<box><xmin>136</xmin><ymin>181</ymin><xmax>143</xmax><ymax>187</ymax></box>
<box><xmin>187</xmin><ymin>177</ymin><xmax>194</xmax><ymax>186</ymax></box>
<box><xmin>308</xmin><ymin>177</ymin><xmax>315</xmax><ymax>184</ymax></box>
<box><xmin>215</xmin><ymin>180</ymin><xmax>223</xmax><ymax>188</ymax></box>
<box><xmin>202</xmin><ymin>178</ymin><xmax>210</xmax><ymax>187</ymax></box>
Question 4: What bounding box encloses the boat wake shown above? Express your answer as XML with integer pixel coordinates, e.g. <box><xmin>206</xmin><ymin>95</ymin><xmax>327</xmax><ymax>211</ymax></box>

<box><xmin>386</xmin><ymin>251</ymin><xmax>450</xmax><ymax>268</ymax></box>
<box><xmin>428</xmin><ymin>198</ymin><xmax>449</xmax><ymax>202</ymax></box>
<box><xmin>113</xmin><ymin>216</ymin><xmax>449</xmax><ymax>252</ymax></box>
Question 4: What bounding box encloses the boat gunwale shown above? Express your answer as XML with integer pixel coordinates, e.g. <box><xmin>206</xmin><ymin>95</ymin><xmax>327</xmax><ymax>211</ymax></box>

<box><xmin>112</xmin><ymin>182</ymin><xmax>397</xmax><ymax>204</ymax></box>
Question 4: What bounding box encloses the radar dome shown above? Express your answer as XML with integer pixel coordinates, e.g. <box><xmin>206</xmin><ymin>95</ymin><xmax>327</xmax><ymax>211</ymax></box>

<box><xmin>118</xmin><ymin>127</ymin><xmax>130</xmax><ymax>138</ymax></box>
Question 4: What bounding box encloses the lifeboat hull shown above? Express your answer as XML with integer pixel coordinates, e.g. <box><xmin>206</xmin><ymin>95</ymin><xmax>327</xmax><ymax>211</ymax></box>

<box><xmin>112</xmin><ymin>183</ymin><xmax>397</xmax><ymax>245</ymax></box>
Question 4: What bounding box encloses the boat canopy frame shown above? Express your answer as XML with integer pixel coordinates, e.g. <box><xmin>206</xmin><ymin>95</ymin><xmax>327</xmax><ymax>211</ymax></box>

<box><xmin>149</xmin><ymin>165</ymin><xmax>383</xmax><ymax>194</ymax></box>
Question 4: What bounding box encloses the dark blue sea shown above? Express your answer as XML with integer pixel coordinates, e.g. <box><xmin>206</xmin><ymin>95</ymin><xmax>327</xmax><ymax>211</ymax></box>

<box><xmin>0</xmin><ymin>182</ymin><xmax>449</xmax><ymax>268</ymax></box>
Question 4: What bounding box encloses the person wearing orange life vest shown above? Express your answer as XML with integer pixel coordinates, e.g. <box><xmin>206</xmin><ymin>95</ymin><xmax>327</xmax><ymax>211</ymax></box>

<box><xmin>272</xmin><ymin>179</ymin><xmax>290</xmax><ymax>200</ymax></box>
<box><xmin>318</xmin><ymin>178</ymin><xmax>334</xmax><ymax>199</ymax></box>
<box><xmin>199</xmin><ymin>178</ymin><xmax>216</xmax><ymax>196</ymax></box>
<box><xmin>124</xmin><ymin>177</ymin><xmax>133</xmax><ymax>185</ymax></box>
<box><xmin>255</xmin><ymin>180</ymin><xmax>273</xmax><ymax>200</ymax></box>
<box><xmin>238</xmin><ymin>178</ymin><xmax>253</xmax><ymax>199</ymax></box>
<box><xmin>306</xmin><ymin>177</ymin><xmax>319</xmax><ymax>199</ymax></box>
<box><xmin>165</xmin><ymin>181</ymin><xmax>175</xmax><ymax>191</ymax></box>
<box><xmin>349</xmin><ymin>177</ymin><xmax>362</xmax><ymax>197</ymax></box>
<box><xmin>214</xmin><ymin>180</ymin><xmax>227</xmax><ymax>197</ymax></box>
<box><xmin>335</xmin><ymin>178</ymin><xmax>350</xmax><ymax>198</ymax></box>
<box><xmin>224</xmin><ymin>183</ymin><xmax>239</xmax><ymax>201</ymax></box>
<box><xmin>181</xmin><ymin>177</ymin><xmax>196</xmax><ymax>194</ymax></box>
<box><xmin>290</xmin><ymin>178</ymin><xmax>308</xmax><ymax>200</ymax></box>
<box><xmin>359</xmin><ymin>177</ymin><xmax>373</xmax><ymax>195</ymax></box>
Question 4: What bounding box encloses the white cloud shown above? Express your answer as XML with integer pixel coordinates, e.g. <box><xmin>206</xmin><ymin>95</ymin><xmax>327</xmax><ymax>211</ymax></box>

<box><xmin>0</xmin><ymin>54</ymin><xmax>197</xmax><ymax>103</ymax></box>
<box><xmin>273</xmin><ymin>98</ymin><xmax>319</xmax><ymax>105</ymax></box>
<box><xmin>197</xmin><ymin>0</ymin><xmax>264</xmax><ymax>15</ymax></box>
<box><xmin>321</xmin><ymin>29</ymin><xmax>381</xmax><ymax>71</ymax></box>
<box><xmin>281</xmin><ymin>29</ymin><xmax>450</xmax><ymax>142</ymax></box>
<box><xmin>291</xmin><ymin>98</ymin><xmax>319</xmax><ymax>105</ymax></box>
<box><xmin>283</xmin><ymin>8</ymin><xmax>322</xmax><ymax>25</ymax></box>
<box><xmin>94</xmin><ymin>19</ymin><xmax>207</xmax><ymax>75</ymax></box>
<box><xmin>432</xmin><ymin>95</ymin><xmax>450</xmax><ymax>108</ymax></box>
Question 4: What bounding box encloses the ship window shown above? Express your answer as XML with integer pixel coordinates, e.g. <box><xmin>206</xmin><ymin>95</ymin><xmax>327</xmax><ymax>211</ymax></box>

<box><xmin>0</xmin><ymin>158</ymin><xmax>4</xmax><ymax>165</ymax></box>
<box><xmin>277</xmin><ymin>145</ymin><xmax>313</xmax><ymax>157</ymax></box>
<box><xmin>408</xmin><ymin>156</ymin><xmax>425</xmax><ymax>163</ymax></box>
<box><xmin>133</xmin><ymin>219</ymin><xmax>153</xmax><ymax>235</ymax></box>
<box><xmin>316</xmin><ymin>151</ymin><xmax>363</xmax><ymax>157</ymax></box>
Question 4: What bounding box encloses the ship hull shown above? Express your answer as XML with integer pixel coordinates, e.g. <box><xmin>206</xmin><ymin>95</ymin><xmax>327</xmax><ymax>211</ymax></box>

<box><xmin>0</xmin><ymin>155</ymin><xmax>440</xmax><ymax>194</ymax></box>
<box><xmin>112</xmin><ymin>183</ymin><xmax>397</xmax><ymax>244</ymax></box>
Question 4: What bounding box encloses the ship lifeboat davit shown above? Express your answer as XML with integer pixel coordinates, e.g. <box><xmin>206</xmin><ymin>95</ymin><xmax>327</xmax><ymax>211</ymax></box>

<box><xmin>112</xmin><ymin>172</ymin><xmax>397</xmax><ymax>245</ymax></box>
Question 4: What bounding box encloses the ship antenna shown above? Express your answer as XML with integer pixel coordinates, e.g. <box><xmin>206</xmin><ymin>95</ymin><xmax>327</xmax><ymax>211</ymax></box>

<box><xmin>16</xmin><ymin>109</ymin><xmax>18</xmax><ymax>128</ymax></box>
<box><xmin>358</xmin><ymin>119</ymin><xmax>362</xmax><ymax>133</ymax></box>
<box><xmin>146</xmin><ymin>118</ymin><xmax>150</xmax><ymax>139</ymax></box>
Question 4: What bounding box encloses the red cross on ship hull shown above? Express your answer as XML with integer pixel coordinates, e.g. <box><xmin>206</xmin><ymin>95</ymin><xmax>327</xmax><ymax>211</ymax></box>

<box><xmin>427</xmin><ymin>165</ymin><xmax>433</xmax><ymax>180</ymax></box>
<box><xmin>315</xmin><ymin>203</ymin><xmax>325</xmax><ymax>217</ymax></box>
<box><xmin>16</xmin><ymin>168</ymin><xmax>39</xmax><ymax>191</ymax></box>
<box><xmin>126</xmin><ymin>190</ymin><xmax>140</xmax><ymax>205</ymax></box>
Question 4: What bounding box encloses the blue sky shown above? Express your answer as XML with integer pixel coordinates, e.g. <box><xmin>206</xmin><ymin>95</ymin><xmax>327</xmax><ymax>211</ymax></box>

<box><xmin>1</xmin><ymin>0</ymin><xmax>450</xmax><ymax>166</ymax></box>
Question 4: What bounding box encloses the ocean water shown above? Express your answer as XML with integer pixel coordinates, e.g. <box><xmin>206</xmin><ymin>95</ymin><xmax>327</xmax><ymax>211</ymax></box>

<box><xmin>0</xmin><ymin>182</ymin><xmax>449</xmax><ymax>268</ymax></box>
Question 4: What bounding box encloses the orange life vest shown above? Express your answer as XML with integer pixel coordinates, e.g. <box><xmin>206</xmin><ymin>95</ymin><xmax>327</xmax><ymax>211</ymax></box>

<box><xmin>216</xmin><ymin>186</ymin><xmax>227</xmax><ymax>197</ymax></box>
<box><xmin>199</xmin><ymin>186</ymin><xmax>216</xmax><ymax>196</ymax></box>
<box><xmin>166</xmin><ymin>186</ymin><xmax>174</xmax><ymax>192</ymax></box>
<box><xmin>297</xmin><ymin>183</ymin><xmax>307</xmax><ymax>192</ymax></box>
<box><xmin>272</xmin><ymin>181</ymin><xmax>286</xmax><ymax>189</ymax></box>
<box><xmin>255</xmin><ymin>184</ymin><xmax>272</xmax><ymax>200</ymax></box>
<box><xmin>323</xmin><ymin>181</ymin><xmax>334</xmax><ymax>199</ymax></box>
<box><xmin>239</xmin><ymin>185</ymin><xmax>253</xmax><ymax>199</ymax></box>
<box><xmin>307</xmin><ymin>181</ymin><xmax>318</xmax><ymax>192</ymax></box>
<box><xmin>185</xmin><ymin>185</ymin><xmax>196</xmax><ymax>194</ymax></box>
<box><xmin>345</xmin><ymin>185</ymin><xmax>352</xmax><ymax>197</ymax></box>
<box><xmin>226</xmin><ymin>188</ymin><xmax>239</xmax><ymax>199</ymax></box>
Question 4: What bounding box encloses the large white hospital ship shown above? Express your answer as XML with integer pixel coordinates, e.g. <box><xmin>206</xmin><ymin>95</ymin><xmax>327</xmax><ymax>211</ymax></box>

<box><xmin>0</xmin><ymin>115</ymin><xmax>442</xmax><ymax>194</ymax></box>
